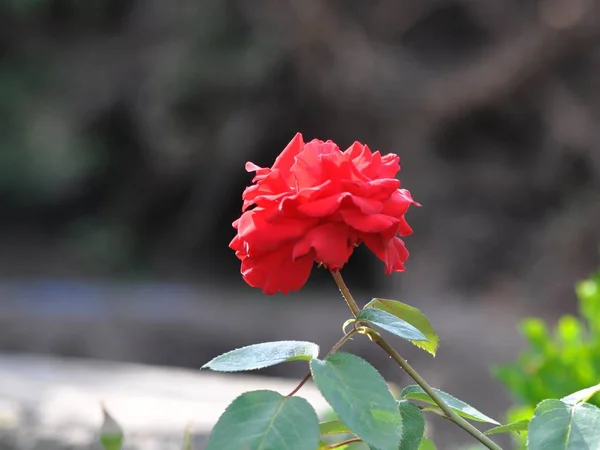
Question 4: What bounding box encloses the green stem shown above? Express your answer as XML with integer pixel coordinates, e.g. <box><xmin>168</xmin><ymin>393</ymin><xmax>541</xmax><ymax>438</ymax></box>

<box><xmin>374</xmin><ymin>337</ymin><xmax>502</xmax><ymax>450</ymax></box>
<box><xmin>330</xmin><ymin>271</ymin><xmax>503</xmax><ymax>450</ymax></box>
<box><xmin>287</xmin><ymin>329</ymin><xmax>358</xmax><ymax>397</ymax></box>
<box><xmin>287</xmin><ymin>372</ymin><xmax>312</xmax><ymax>397</ymax></box>
<box><xmin>330</xmin><ymin>270</ymin><xmax>361</xmax><ymax>317</ymax></box>
<box><xmin>327</xmin><ymin>437</ymin><xmax>363</xmax><ymax>448</ymax></box>
<box><xmin>327</xmin><ymin>329</ymin><xmax>358</xmax><ymax>355</ymax></box>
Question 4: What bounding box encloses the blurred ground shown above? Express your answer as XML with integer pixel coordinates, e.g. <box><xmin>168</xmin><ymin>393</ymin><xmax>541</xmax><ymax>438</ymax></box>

<box><xmin>0</xmin><ymin>353</ymin><xmax>330</xmax><ymax>450</ymax></box>
<box><xmin>1</xmin><ymin>1</ymin><xmax>600</xmax><ymax>448</ymax></box>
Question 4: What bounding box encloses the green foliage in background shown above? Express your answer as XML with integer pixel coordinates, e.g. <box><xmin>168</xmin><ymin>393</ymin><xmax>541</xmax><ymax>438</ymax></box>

<box><xmin>0</xmin><ymin>2</ymin><xmax>110</xmax><ymax>206</ymax></box>
<box><xmin>493</xmin><ymin>269</ymin><xmax>600</xmax><ymax>447</ymax></box>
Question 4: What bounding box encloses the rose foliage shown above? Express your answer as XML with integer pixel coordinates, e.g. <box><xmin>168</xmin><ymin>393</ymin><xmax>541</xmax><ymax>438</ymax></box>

<box><xmin>229</xmin><ymin>133</ymin><xmax>420</xmax><ymax>294</ymax></box>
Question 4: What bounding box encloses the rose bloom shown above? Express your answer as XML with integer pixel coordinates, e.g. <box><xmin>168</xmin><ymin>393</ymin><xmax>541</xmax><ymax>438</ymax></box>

<box><xmin>230</xmin><ymin>133</ymin><xmax>419</xmax><ymax>294</ymax></box>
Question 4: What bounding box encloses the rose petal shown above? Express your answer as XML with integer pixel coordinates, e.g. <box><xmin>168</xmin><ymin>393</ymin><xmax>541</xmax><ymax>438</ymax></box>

<box><xmin>292</xmin><ymin>223</ymin><xmax>354</xmax><ymax>270</ymax></box>
<box><xmin>380</xmin><ymin>189</ymin><xmax>419</xmax><ymax>222</ymax></box>
<box><xmin>272</xmin><ymin>132</ymin><xmax>304</xmax><ymax>173</ymax></box>
<box><xmin>245</xmin><ymin>161</ymin><xmax>267</xmax><ymax>173</ymax></box>
<box><xmin>296</xmin><ymin>194</ymin><xmax>345</xmax><ymax>217</ymax></box>
<box><xmin>362</xmin><ymin>235</ymin><xmax>409</xmax><ymax>274</ymax></box>
<box><xmin>236</xmin><ymin>209</ymin><xmax>317</xmax><ymax>250</ymax></box>
<box><xmin>344</xmin><ymin>141</ymin><xmax>369</xmax><ymax>160</ymax></box>
<box><xmin>350</xmin><ymin>196</ymin><xmax>383</xmax><ymax>214</ymax></box>
<box><xmin>241</xmin><ymin>244</ymin><xmax>314</xmax><ymax>294</ymax></box>
<box><xmin>380</xmin><ymin>153</ymin><xmax>401</xmax><ymax>178</ymax></box>
<box><xmin>396</xmin><ymin>216</ymin><xmax>414</xmax><ymax>237</ymax></box>
<box><xmin>242</xmin><ymin>169</ymin><xmax>293</xmax><ymax>211</ymax></box>
<box><xmin>343</xmin><ymin>178</ymin><xmax>400</xmax><ymax>200</ymax></box>
<box><xmin>291</xmin><ymin>140</ymin><xmax>329</xmax><ymax>187</ymax></box>
<box><xmin>228</xmin><ymin>234</ymin><xmax>247</xmax><ymax>260</ymax></box>
<box><xmin>339</xmin><ymin>209</ymin><xmax>399</xmax><ymax>233</ymax></box>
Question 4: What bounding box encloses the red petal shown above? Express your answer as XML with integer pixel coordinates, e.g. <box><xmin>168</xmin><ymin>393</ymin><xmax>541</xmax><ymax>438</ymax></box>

<box><xmin>340</xmin><ymin>209</ymin><xmax>399</xmax><ymax>233</ymax></box>
<box><xmin>245</xmin><ymin>161</ymin><xmax>268</xmax><ymax>174</ymax></box>
<box><xmin>292</xmin><ymin>223</ymin><xmax>354</xmax><ymax>270</ymax></box>
<box><xmin>363</xmin><ymin>235</ymin><xmax>409</xmax><ymax>274</ymax></box>
<box><xmin>396</xmin><ymin>216</ymin><xmax>413</xmax><ymax>237</ymax></box>
<box><xmin>381</xmin><ymin>189</ymin><xmax>418</xmax><ymax>218</ymax></box>
<box><xmin>291</xmin><ymin>140</ymin><xmax>344</xmax><ymax>188</ymax></box>
<box><xmin>380</xmin><ymin>153</ymin><xmax>401</xmax><ymax>178</ymax></box>
<box><xmin>242</xmin><ymin>170</ymin><xmax>293</xmax><ymax>211</ymax></box>
<box><xmin>350</xmin><ymin>196</ymin><xmax>383</xmax><ymax>214</ymax></box>
<box><xmin>344</xmin><ymin>141</ymin><xmax>368</xmax><ymax>160</ymax></box>
<box><xmin>237</xmin><ymin>209</ymin><xmax>317</xmax><ymax>251</ymax></box>
<box><xmin>241</xmin><ymin>245</ymin><xmax>314</xmax><ymax>294</ymax></box>
<box><xmin>296</xmin><ymin>194</ymin><xmax>345</xmax><ymax>217</ymax></box>
<box><xmin>343</xmin><ymin>179</ymin><xmax>400</xmax><ymax>200</ymax></box>
<box><xmin>272</xmin><ymin>133</ymin><xmax>304</xmax><ymax>173</ymax></box>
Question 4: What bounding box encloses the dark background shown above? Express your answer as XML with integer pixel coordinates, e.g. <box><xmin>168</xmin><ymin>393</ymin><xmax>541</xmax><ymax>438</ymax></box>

<box><xmin>1</xmin><ymin>0</ymin><xmax>599</xmax><ymax>444</ymax></box>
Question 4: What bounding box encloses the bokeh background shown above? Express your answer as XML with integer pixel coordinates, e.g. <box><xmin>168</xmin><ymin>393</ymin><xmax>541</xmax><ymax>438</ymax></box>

<box><xmin>1</xmin><ymin>0</ymin><xmax>600</xmax><ymax>448</ymax></box>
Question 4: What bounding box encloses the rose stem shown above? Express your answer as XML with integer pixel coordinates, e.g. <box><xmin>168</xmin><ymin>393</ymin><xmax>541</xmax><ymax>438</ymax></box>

<box><xmin>287</xmin><ymin>328</ymin><xmax>358</xmax><ymax>397</ymax></box>
<box><xmin>330</xmin><ymin>270</ymin><xmax>503</xmax><ymax>450</ymax></box>
<box><xmin>330</xmin><ymin>270</ymin><xmax>361</xmax><ymax>317</ymax></box>
<box><xmin>327</xmin><ymin>437</ymin><xmax>363</xmax><ymax>448</ymax></box>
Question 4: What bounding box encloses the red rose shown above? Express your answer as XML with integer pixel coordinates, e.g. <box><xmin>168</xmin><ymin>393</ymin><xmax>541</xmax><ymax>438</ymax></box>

<box><xmin>230</xmin><ymin>133</ymin><xmax>420</xmax><ymax>294</ymax></box>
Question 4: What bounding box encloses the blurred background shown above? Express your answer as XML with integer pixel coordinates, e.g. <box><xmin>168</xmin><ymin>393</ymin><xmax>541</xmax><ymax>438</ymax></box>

<box><xmin>1</xmin><ymin>0</ymin><xmax>600</xmax><ymax>448</ymax></box>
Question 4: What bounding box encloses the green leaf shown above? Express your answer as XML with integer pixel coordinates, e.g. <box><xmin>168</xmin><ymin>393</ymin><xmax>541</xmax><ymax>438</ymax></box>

<box><xmin>99</xmin><ymin>405</ymin><xmax>124</xmax><ymax>450</ymax></box>
<box><xmin>576</xmin><ymin>275</ymin><xmax>600</xmax><ymax>334</ymax></box>
<box><xmin>310</xmin><ymin>353</ymin><xmax>402</xmax><ymax>450</ymax></box>
<box><xmin>397</xmin><ymin>400</ymin><xmax>425</xmax><ymax>450</ymax></box>
<box><xmin>520</xmin><ymin>318</ymin><xmax>552</xmax><ymax>355</ymax></box>
<box><xmin>528</xmin><ymin>399</ymin><xmax>600</xmax><ymax>450</ymax></box>
<box><xmin>557</xmin><ymin>315</ymin><xmax>583</xmax><ymax>346</ymax></box>
<box><xmin>201</xmin><ymin>341</ymin><xmax>319</xmax><ymax>372</ymax></box>
<box><xmin>206</xmin><ymin>390</ymin><xmax>319</xmax><ymax>450</ymax></box>
<box><xmin>100</xmin><ymin>434</ymin><xmax>124</xmax><ymax>450</ymax></box>
<box><xmin>356</xmin><ymin>308</ymin><xmax>427</xmax><ymax>342</ymax></box>
<box><xmin>484</xmin><ymin>419</ymin><xmax>530</xmax><ymax>435</ymax></box>
<box><xmin>364</xmin><ymin>299</ymin><xmax>439</xmax><ymax>356</ymax></box>
<box><xmin>418</xmin><ymin>437</ymin><xmax>436</xmax><ymax>450</ymax></box>
<box><xmin>400</xmin><ymin>385</ymin><xmax>499</xmax><ymax>425</ymax></box>
<box><xmin>369</xmin><ymin>401</ymin><xmax>425</xmax><ymax>450</ymax></box>
<box><xmin>319</xmin><ymin>420</ymin><xmax>352</xmax><ymax>436</ymax></box>
<box><xmin>561</xmin><ymin>383</ymin><xmax>600</xmax><ymax>406</ymax></box>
